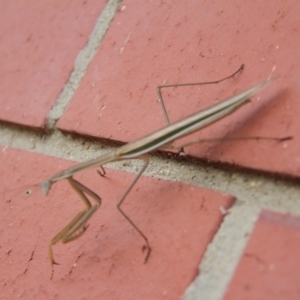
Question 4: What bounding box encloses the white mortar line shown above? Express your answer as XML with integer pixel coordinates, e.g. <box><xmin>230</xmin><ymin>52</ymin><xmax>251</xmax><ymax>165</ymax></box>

<box><xmin>46</xmin><ymin>0</ymin><xmax>122</xmax><ymax>130</ymax></box>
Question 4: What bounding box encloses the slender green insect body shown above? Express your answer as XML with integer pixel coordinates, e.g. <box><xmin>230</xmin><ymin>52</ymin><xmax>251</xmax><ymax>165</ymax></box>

<box><xmin>41</xmin><ymin>78</ymin><xmax>274</xmax><ymax>190</ymax></box>
<box><xmin>39</xmin><ymin>68</ymin><xmax>279</xmax><ymax>279</ymax></box>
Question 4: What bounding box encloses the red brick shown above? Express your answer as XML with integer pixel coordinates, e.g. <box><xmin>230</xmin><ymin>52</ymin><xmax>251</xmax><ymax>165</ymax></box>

<box><xmin>224</xmin><ymin>210</ymin><xmax>300</xmax><ymax>300</ymax></box>
<box><xmin>0</xmin><ymin>146</ymin><xmax>235</xmax><ymax>299</ymax></box>
<box><xmin>57</xmin><ymin>0</ymin><xmax>300</xmax><ymax>178</ymax></box>
<box><xmin>0</xmin><ymin>0</ymin><xmax>106</xmax><ymax>128</ymax></box>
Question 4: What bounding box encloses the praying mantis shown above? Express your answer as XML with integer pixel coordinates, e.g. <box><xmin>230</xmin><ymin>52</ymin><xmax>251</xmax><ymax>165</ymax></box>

<box><xmin>39</xmin><ymin>65</ymin><xmax>288</xmax><ymax>277</ymax></box>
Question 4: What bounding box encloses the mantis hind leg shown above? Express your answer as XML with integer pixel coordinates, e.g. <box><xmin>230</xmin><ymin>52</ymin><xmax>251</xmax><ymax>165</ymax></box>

<box><xmin>116</xmin><ymin>155</ymin><xmax>151</xmax><ymax>263</ymax></box>
<box><xmin>155</xmin><ymin>64</ymin><xmax>291</xmax><ymax>152</ymax></box>
<box><xmin>156</xmin><ymin>64</ymin><xmax>244</xmax><ymax>125</ymax></box>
